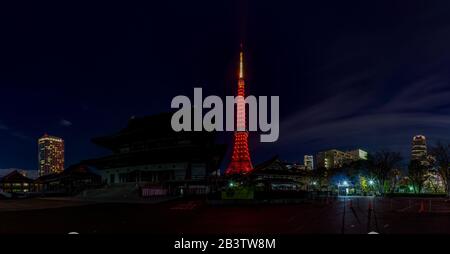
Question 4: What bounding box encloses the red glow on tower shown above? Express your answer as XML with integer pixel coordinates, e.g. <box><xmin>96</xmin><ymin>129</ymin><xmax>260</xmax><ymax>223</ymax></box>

<box><xmin>225</xmin><ymin>45</ymin><xmax>253</xmax><ymax>175</ymax></box>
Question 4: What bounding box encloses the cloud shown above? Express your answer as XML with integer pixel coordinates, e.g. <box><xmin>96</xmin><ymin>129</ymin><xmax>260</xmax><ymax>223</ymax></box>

<box><xmin>0</xmin><ymin>123</ymin><xmax>9</xmax><ymax>130</ymax></box>
<box><xmin>11</xmin><ymin>131</ymin><xmax>30</xmax><ymax>140</ymax></box>
<box><xmin>0</xmin><ymin>122</ymin><xmax>31</xmax><ymax>140</ymax></box>
<box><xmin>60</xmin><ymin>119</ymin><xmax>73</xmax><ymax>127</ymax></box>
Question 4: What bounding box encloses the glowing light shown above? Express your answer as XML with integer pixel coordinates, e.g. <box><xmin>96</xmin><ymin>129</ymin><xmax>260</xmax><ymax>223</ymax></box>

<box><xmin>239</xmin><ymin>51</ymin><xmax>244</xmax><ymax>78</ymax></box>
<box><xmin>226</xmin><ymin>45</ymin><xmax>253</xmax><ymax>175</ymax></box>
<box><xmin>343</xmin><ymin>181</ymin><xmax>348</xmax><ymax>186</ymax></box>
<box><xmin>368</xmin><ymin>180</ymin><xmax>374</xmax><ymax>185</ymax></box>
<box><xmin>38</xmin><ymin>134</ymin><xmax>64</xmax><ymax>177</ymax></box>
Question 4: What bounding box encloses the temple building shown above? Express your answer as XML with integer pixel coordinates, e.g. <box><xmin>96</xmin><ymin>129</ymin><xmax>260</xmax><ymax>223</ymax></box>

<box><xmin>85</xmin><ymin>112</ymin><xmax>226</xmax><ymax>195</ymax></box>
<box><xmin>251</xmin><ymin>156</ymin><xmax>310</xmax><ymax>192</ymax></box>
<box><xmin>0</xmin><ymin>170</ymin><xmax>34</xmax><ymax>193</ymax></box>
<box><xmin>34</xmin><ymin>163</ymin><xmax>101</xmax><ymax>195</ymax></box>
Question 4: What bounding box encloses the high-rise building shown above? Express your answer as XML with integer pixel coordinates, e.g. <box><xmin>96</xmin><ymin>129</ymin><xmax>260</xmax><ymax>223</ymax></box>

<box><xmin>316</xmin><ymin>150</ymin><xmax>353</xmax><ymax>169</ymax></box>
<box><xmin>316</xmin><ymin>149</ymin><xmax>367</xmax><ymax>169</ymax></box>
<box><xmin>304</xmin><ymin>155</ymin><xmax>314</xmax><ymax>170</ymax></box>
<box><xmin>411</xmin><ymin>135</ymin><xmax>427</xmax><ymax>161</ymax></box>
<box><xmin>225</xmin><ymin>45</ymin><xmax>253</xmax><ymax>174</ymax></box>
<box><xmin>38</xmin><ymin>134</ymin><xmax>64</xmax><ymax>176</ymax></box>
<box><xmin>347</xmin><ymin>149</ymin><xmax>368</xmax><ymax>161</ymax></box>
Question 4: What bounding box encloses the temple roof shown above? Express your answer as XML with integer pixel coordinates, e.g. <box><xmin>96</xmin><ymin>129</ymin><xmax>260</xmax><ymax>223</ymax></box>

<box><xmin>91</xmin><ymin>112</ymin><xmax>216</xmax><ymax>150</ymax></box>
<box><xmin>84</xmin><ymin>144</ymin><xmax>227</xmax><ymax>169</ymax></box>
<box><xmin>0</xmin><ymin>170</ymin><xmax>33</xmax><ymax>183</ymax></box>
<box><xmin>252</xmin><ymin>156</ymin><xmax>309</xmax><ymax>176</ymax></box>
<box><xmin>34</xmin><ymin>164</ymin><xmax>100</xmax><ymax>183</ymax></box>
<box><xmin>87</xmin><ymin>111</ymin><xmax>227</xmax><ymax>171</ymax></box>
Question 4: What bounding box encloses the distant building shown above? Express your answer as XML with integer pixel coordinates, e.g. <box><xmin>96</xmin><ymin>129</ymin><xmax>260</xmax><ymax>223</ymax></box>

<box><xmin>35</xmin><ymin>164</ymin><xmax>101</xmax><ymax>195</ymax></box>
<box><xmin>0</xmin><ymin>170</ymin><xmax>34</xmax><ymax>193</ymax></box>
<box><xmin>304</xmin><ymin>155</ymin><xmax>314</xmax><ymax>170</ymax></box>
<box><xmin>347</xmin><ymin>149</ymin><xmax>368</xmax><ymax>161</ymax></box>
<box><xmin>251</xmin><ymin>156</ymin><xmax>310</xmax><ymax>192</ymax></box>
<box><xmin>85</xmin><ymin>113</ymin><xmax>226</xmax><ymax>196</ymax></box>
<box><xmin>38</xmin><ymin>134</ymin><xmax>64</xmax><ymax>177</ymax></box>
<box><xmin>423</xmin><ymin>170</ymin><xmax>445</xmax><ymax>193</ymax></box>
<box><xmin>316</xmin><ymin>150</ymin><xmax>352</xmax><ymax>169</ymax></box>
<box><xmin>411</xmin><ymin>135</ymin><xmax>427</xmax><ymax>162</ymax></box>
<box><xmin>316</xmin><ymin>149</ymin><xmax>367</xmax><ymax>169</ymax></box>
<box><xmin>283</xmin><ymin>162</ymin><xmax>306</xmax><ymax>171</ymax></box>
<box><xmin>0</xmin><ymin>168</ymin><xmax>38</xmax><ymax>180</ymax></box>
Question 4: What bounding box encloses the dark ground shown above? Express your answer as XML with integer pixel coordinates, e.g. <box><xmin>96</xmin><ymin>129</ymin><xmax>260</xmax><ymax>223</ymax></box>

<box><xmin>1</xmin><ymin>197</ymin><xmax>450</xmax><ymax>234</ymax></box>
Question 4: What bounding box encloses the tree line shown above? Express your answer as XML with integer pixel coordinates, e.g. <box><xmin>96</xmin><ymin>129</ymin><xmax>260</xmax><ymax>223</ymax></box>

<box><xmin>311</xmin><ymin>142</ymin><xmax>450</xmax><ymax>197</ymax></box>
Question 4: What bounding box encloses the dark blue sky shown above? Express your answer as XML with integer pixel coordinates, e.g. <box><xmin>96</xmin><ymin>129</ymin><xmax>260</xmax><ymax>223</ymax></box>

<box><xmin>2</xmin><ymin>0</ymin><xmax>450</xmax><ymax>171</ymax></box>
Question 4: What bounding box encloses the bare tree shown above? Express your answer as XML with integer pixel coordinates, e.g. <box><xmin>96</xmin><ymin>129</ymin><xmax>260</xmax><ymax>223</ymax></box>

<box><xmin>425</xmin><ymin>172</ymin><xmax>442</xmax><ymax>194</ymax></box>
<box><xmin>369</xmin><ymin>151</ymin><xmax>403</xmax><ymax>195</ymax></box>
<box><xmin>429</xmin><ymin>142</ymin><xmax>450</xmax><ymax>197</ymax></box>
<box><xmin>388</xmin><ymin>168</ymin><xmax>401</xmax><ymax>194</ymax></box>
<box><xmin>408</xmin><ymin>160</ymin><xmax>428</xmax><ymax>194</ymax></box>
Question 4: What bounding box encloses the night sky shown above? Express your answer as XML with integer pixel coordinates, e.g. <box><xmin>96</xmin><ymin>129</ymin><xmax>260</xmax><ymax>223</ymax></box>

<box><xmin>2</xmin><ymin>0</ymin><xmax>450</xmax><ymax>172</ymax></box>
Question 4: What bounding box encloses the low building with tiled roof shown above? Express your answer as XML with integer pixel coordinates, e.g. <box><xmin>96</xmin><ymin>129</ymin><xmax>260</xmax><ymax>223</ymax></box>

<box><xmin>0</xmin><ymin>170</ymin><xmax>34</xmax><ymax>193</ymax></box>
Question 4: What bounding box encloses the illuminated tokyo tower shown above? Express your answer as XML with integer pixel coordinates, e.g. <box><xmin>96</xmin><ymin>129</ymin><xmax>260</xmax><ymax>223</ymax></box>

<box><xmin>225</xmin><ymin>44</ymin><xmax>253</xmax><ymax>175</ymax></box>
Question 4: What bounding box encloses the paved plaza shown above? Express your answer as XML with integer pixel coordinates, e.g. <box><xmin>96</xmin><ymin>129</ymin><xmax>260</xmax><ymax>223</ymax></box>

<box><xmin>1</xmin><ymin>196</ymin><xmax>450</xmax><ymax>234</ymax></box>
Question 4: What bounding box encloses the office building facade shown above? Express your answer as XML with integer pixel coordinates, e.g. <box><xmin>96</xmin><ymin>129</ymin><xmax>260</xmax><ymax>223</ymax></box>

<box><xmin>316</xmin><ymin>149</ymin><xmax>367</xmax><ymax>169</ymax></box>
<box><xmin>38</xmin><ymin>134</ymin><xmax>65</xmax><ymax>176</ymax></box>
<box><xmin>304</xmin><ymin>155</ymin><xmax>314</xmax><ymax>170</ymax></box>
<box><xmin>411</xmin><ymin>135</ymin><xmax>427</xmax><ymax>162</ymax></box>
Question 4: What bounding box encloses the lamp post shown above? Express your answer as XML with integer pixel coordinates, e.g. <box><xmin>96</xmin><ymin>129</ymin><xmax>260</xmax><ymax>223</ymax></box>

<box><xmin>368</xmin><ymin>179</ymin><xmax>374</xmax><ymax>195</ymax></box>
<box><xmin>343</xmin><ymin>181</ymin><xmax>349</xmax><ymax>196</ymax></box>
<box><xmin>338</xmin><ymin>180</ymin><xmax>349</xmax><ymax>197</ymax></box>
<box><xmin>337</xmin><ymin>182</ymin><xmax>341</xmax><ymax>197</ymax></box>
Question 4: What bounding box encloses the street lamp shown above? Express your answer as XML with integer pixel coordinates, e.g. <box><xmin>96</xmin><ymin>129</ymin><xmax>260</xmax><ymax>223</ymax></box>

<box><xmin>368</xmin><ymin>179</ymin><xmax>375</xmax><ymax>196</ymax></box>
<box><xmin>338</xmin><ymin>180</ymin><xmax>349</xmax><ymax>196</ymax></box>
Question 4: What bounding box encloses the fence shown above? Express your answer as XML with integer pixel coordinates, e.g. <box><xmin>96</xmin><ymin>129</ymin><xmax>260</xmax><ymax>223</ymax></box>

<box><xmin>141</xmin><ymin>187</ymin><xmax>168</xmax><ymax>197</ymax></box>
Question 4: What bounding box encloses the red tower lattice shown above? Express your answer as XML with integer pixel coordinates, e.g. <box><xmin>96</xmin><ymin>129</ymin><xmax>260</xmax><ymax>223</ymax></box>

<box><xmin>225</xmin><ymin>46</ymin><xmax>253</xmax><ymax>175</ymax></box>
